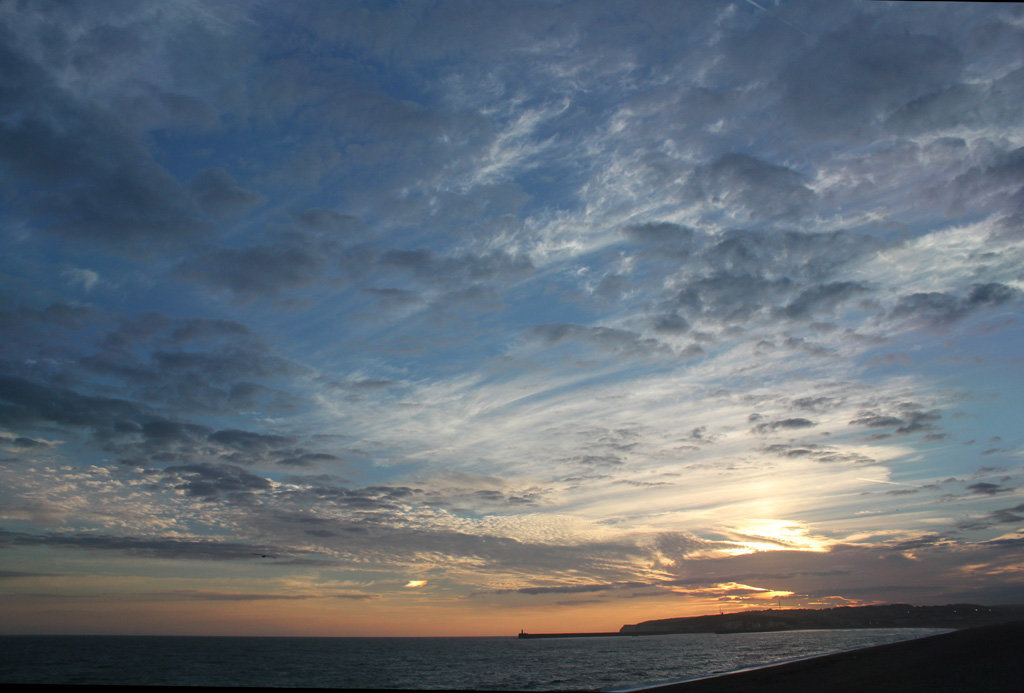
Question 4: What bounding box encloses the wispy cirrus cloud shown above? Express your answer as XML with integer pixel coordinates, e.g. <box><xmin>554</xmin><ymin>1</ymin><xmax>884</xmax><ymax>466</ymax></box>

<box><xmin>1</xmin><ymin>0</ymin><xmax>1023</xmax><ymax>636</ymax></box>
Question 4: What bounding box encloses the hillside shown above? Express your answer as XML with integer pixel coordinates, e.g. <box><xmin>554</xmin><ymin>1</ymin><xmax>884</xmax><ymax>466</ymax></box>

<box><xmin>619</xmin><ymin>603</ymin><xmax>1024</xmax><ymax>635</ymax></box>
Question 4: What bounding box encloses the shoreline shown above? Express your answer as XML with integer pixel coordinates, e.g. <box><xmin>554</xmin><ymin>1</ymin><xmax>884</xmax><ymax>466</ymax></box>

<box><xmin>602</xmin><ymin>635</ymin><xmax>954</xmax><ymax>693</ymax></box>
<box><xmin>619</xmin><ymin>620</ymin><xmax>1024</xmax><ymax>693</ymax></box>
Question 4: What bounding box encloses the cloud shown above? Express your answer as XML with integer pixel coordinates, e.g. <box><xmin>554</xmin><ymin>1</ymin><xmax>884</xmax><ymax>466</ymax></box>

<box><xmin>791</xmin><ymin>396</ymin><xmax>843</xmax><ymax>413</ymax></box>
<box><xmin>0</xmin><ymin>374</ymin><xmax>152</xmax><ymax>441</ymax></box>
<box><xmin>763</xmin><ymin>443</ymin><xmax>875</xmax><ymax>466</ymax></box>
<box><xmin>0</xmin><ymin>435</ymin><xmax>51</xmax><ymax>450</ymax></box>
<box><xmin>965</xmin><ymin>482</ymin><xmax>1013</xmax><ymax>496</ymax></box>
<box><xmin>2</xmin><ymin>1</ymin><xmax>1023</xmax><ymax>632</ymax></box>
<box><xmin>529</xmin><ymin>323</ymin><xmax>672</xmax><ymax>359</ymax></box>
<box><xmin>0</xmin><ymin>302</ymin><xmax>94</xmax><ymax>333</ymax></box>
<box><xmin>623</xmin><ymin>222</ymin><xmax>697</xmax><ymax>252</ymax></box>
<box><xmin>849</xmin><ymin>414</ymin><xmax>907</xmax><ymax>429</ymax></box>
<box><xmin>775</xmin><ymin>282</ymin><xmax>870</xmax><ymax>321</ymax></box>
<box><xmin>362</xmin><ymin>288</ymin><xmax>423</xmax><ymax>309</ymax></box>
<box><xmin>379</xmin><ymin>248</ymin><xmax>534</xmax><ymax>289</ymax></box>
<box><xmin>177</xmin><ymin>238</ymin><xmax>334</xmax><ymax>299</ymax></box>
<box><xmin>292</xmin><ymin>483</ymin><xmax>421</xmax><ymax>512</ymax></box>
<box><xmin>0</xmin><ymin>528</ymin><xmax>325</xmax><ymax>564</ymax></box>
<box><xmin>146</xmin><ymin>591</ymin><xmax>326</xmax><ymax>602</ymax></box>
<box><xmin>620</xmin><ymin>226</ymin><xmax>887</xmax><ymax>331</ymax></box>
<box><xmin>295</xmin><ymin>208</ymin><xmax>363</xmax><ymax>233</ymax></box>
<box><xmin>653</xmin><ymin>532</ymin><xmax>716</xmax><ymax>566</ymax></box>
<box><xmin>75</xmin><ymin>312</ymin><xmax>304</xmax><ymax>413</ymax></box>
<box><xmin>62</xmin><ymin>268</ymin><xmax>102</xmax><ymax>292</ymax></box>
<box><xmin>888</xmin><ymin>283</ymin><xmax>1019</xmax><ymax>326</ymax></box>
<box><xmin>688</xmin><ymin>153</ymin><xmax>816</xmax><ymax>222</ymax></box>
<box><xmin>651</xmin><ymin>313</ymin><xmax>690</xmax><ymax>334</ymax></box>
<box><xmin>208</xmin><ymin>429</ymin><xmax>294</xmax><ymax>454</ymax></box>
<box><xmin>0</xmin><ymin>33</ymin><xmax>210</xmax><ymax>251</ymax></box>
<box><xmin>958</xmin><ymin>502</ymin><xmax>1024</xmax><ymax>531</ymax></box>
<box><xmin>672</xmin><ymin>273</ymin><xmax>794</xmax><ymax>324</ymax></box>
<box><xmin>275</xmin><ymin>452</ymin><xmax>342</xmax><ymax>468</ymax></box>
<box><xmin>161</xmin><ymin>463</ymin><xmax>271</xmax><ymax>503</ymax></box>
<box><xmin>191</xmin><ymin>169</ymin><xmax>264</xmax><ymax>218</ymax></box>
<box><xmin>849</xmin><ymin>405</ymin><xmax>942</xmax><ymax>437</ymax></box>
<box><xmin>948</xmin><ymin>146</ymin><xmax>1024</xmax><ymax>223</ymax></box>
<box><xmin>0</xmin><ymin>370</ymin><xmax>320</xmax><ymax>471</ymax></box>
<box><xmin>508</xmin><ymin>583</ymin><xmax>622</xmax><ymax>595</ymax></box>
<box><xmin>413</xmin><ymin>472</ymin><xmax>547</xmax><ymax>512</ymax></box>
<box><xmin>780</xmin><ymin>20</ymin><xmax>963</xmax><ymax>138</ymax></box>
<box><xmin>751</xmin><ymin>418</ymin><xmax>816</xmax><ymax>435</ymax></box>
<box><xmin>101</xmin><ymin>313</ymin><xmax>256</xmax><ymax>350</ymax></box>
<box><xmin>328</xmin><ymin>378</ymin><xmax>402</xmax><ymax>391</ymax></box>
<box><xmin>332</xmin><ymin>592</ymin><xmax>380</xmax><ymax>600</ymax></box>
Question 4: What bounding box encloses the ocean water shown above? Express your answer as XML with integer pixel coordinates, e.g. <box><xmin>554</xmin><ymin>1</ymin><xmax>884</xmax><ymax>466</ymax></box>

<box><xmin>0</xmin><ymin>628</ymin><xmax>948</xmax><ymax>690</ymax></box>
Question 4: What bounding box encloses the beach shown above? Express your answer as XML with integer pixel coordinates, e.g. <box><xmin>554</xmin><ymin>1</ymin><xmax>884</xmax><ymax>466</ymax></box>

<box><xmin>631</xmin><ymin>621</ymin><xmax>1024</xmax><ymax>693</ymax></box>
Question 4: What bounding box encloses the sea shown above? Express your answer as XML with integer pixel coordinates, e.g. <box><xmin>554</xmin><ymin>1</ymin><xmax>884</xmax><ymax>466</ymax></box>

<box><xmin>0</xmin><ymin>628</ymin><xmax>949</xmax><ymax>690</ymax></box>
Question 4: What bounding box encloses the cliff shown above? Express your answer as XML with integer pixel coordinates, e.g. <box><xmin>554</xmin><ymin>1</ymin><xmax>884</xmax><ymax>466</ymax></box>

<box><xmin>619</xmin><ymin>603</ymin><xmax>1024</xmax><ymax>635</ymax></box>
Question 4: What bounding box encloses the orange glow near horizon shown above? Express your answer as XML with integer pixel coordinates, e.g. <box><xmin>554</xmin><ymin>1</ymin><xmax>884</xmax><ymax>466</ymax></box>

<box><xmin>0</xmin><ymin>590</ymin><xmax>793</xmax><ymax>637</ymax></box>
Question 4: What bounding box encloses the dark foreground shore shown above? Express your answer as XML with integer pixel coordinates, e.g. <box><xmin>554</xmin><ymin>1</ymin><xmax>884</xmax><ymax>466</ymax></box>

<box><xmin>631</xmin><ymin>620</ymin><xmax>1024</xmax><ymax>693</ymax></box>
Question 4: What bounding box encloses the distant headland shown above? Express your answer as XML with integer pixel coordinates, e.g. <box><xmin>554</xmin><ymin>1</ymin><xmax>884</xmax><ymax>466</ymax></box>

<box><xmin>516</xmin><ymin>603</ymin><xmax>1024</xmax><ymax>638</ymax></box>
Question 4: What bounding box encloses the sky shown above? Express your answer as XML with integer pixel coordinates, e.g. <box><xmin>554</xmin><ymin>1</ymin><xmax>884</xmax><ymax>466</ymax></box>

<box><xmin>1</xmin><ymin>0</ymin><xmax>1023</xmax><ymax>637</ymax></box>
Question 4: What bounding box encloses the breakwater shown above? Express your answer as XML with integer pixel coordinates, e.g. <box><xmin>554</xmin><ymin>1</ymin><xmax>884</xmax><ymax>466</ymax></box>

<box><xmin>517</xmin><ymin>630</ymin><xmax>623</xmax><ymax>639</ymax></box>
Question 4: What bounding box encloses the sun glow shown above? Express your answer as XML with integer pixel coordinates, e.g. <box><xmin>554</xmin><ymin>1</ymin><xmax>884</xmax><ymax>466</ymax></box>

<box><xmin>726</xmin><ymin>520</ymin><xmax>832</xmax><ymax>555</ymax></box>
